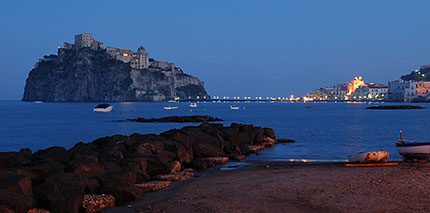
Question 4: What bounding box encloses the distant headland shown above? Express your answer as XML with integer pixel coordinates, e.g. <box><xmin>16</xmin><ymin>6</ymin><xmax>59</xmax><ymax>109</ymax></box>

<box><xmin>22</xmin><ymin>33</ymin><xmax>209</xmax><ymax>102</ymax></box>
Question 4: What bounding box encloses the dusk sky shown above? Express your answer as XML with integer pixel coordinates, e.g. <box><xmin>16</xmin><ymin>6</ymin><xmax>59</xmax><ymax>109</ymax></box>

<box><xmin>1</xmin><ymin>0</ymin><xmax>430</xmax><ymax>100</ymax></box>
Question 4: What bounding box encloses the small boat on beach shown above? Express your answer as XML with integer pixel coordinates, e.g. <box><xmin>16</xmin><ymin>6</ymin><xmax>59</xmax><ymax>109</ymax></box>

<box><xmin>93</xmin><ymin>104</ymin><xmax>113</xmax><ymax>113</ymax></box>
<box><xmin>230</xmin><ymin>106</ymin><xmax>240</xmax><ymax>110</ymax></box>
<box><xmin>396</xmin><ymin>130</ymin><xmax>430</xmax><ymax>160</ymax></box>
<box><xmin>189</xmin><ymin>103</ymin><xmax>197</xmax><ymax>108</ymax></box>
<box><xmin>347</xmin><ymin>151</ymin><xmax>389</xmax><ymax>163</ymax></box>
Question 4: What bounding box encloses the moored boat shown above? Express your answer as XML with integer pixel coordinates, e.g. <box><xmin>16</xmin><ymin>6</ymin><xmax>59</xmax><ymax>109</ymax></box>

<box><xmin>396</xmin><ymin>130</ymin><xmax>430</xmax><ymax>160</ymax></box>
<box><xmin>230</xmin><ymin>106</ymin><xmax>240</xmax><ymax>110</ymax></box>
<box><xmin>189</xmin><ymin>103</ymin><xmax>197</xmax><ymax>108</ymax></box>
<box><xmin>347</xmin><ymin>151</ymin><xmax>389</xmax><ymax>163</ymax></box>
<box><xmin>93</xmin><ymin>104</ymin><xmax>113</xmax><ymax>113</ymax></box>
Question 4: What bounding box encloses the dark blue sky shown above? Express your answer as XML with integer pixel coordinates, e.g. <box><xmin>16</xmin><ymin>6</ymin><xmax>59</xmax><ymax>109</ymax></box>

<box><xmin>1</xmin><ymin>0</ymin><xmax>430</xmax><ymax>100</ymax></box>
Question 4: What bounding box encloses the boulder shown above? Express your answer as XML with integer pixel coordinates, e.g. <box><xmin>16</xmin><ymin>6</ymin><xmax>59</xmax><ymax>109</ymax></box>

<box><xmin>169</xmin><ymin>161</ymin><xmax>181</xmax><ymax>174</ymax></box>
<box><xmin>99</xmin><ymin>183</ymin><xmax>143</xmax><ymax>205</ymax></box>
<box><xmin>81</xmin><ymin>194</ymin><xmax>115</xmax><ymax>213</ymax></box>
<box><xmin>226</xmin><ymin>154</ymin><xmax>245</xmax><ymax>162</ymax></box>
<box><xmin>21</xmin><ymin>159</ymin><xmax>65</xmax><ymax>185</ymax></box>
<box><xmin>0</xmin><ymin>148</ymin><xmax>32</xmax><ymax>168</ymax></box>
<box><xmin>145</xmin><ymin>157</ymin><xmax>171</xmax><ymax>176</ymax></box>
<box><xmin>163</xmin><ymin>141</ymin><xmax>191</xmax><ymax>163</ymax></box>
<box><xmin>263</xmin><ymin>128</ymin><xmax>276</xmax><ymax>139</ymax></box>
<box><xmin>32</xmin><ymin>173</ymin><xmax>88</xmax><ymax>213</ymax></box>
<box><xmin>32</xmin><ymin>147</ymin><xmax>70</xmax><ymax>165</ymax></box>
<box><xmin>152</xmin><ymin>171</ymin><xmax>194</xmax><ymax>182</ymax></box>
<box><xmin>0</xmin><ymin>174</ymin><xmax>33</xmax><ymax>197</ymax></box>
<box><xmin>0</xmin><ymin>189</ymin><xmax>35</xmax><ymax>213</ymax></box>
<box><xmin>193</xmin><ymin>143</ymin><xmax>224</xmax><ymax>158</ymax></box>
<box><xmin>135</xmin><ymin>181</ymin><xmax>171</xmax><ymax>192</ymax></box>
<box><xmin>188</xmin><ymin>158</ymin><xmax>213</xmax><ymax>171</ymax></box>
<box><xmin>202</xmin><ymin>157</ymin><xmax>229</xmax><ymax>164</ymax></box>
<box><xmin>71</xmin><ymin>160</ymin><xmax>106</xmax><ymax>177</ymax></box>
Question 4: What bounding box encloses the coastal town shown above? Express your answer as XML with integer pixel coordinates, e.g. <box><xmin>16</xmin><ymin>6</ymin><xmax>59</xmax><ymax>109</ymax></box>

<box><xmin>302</xmin><ymin>69</ymin><xmax>430</xmax><ymax>102</ymax></box>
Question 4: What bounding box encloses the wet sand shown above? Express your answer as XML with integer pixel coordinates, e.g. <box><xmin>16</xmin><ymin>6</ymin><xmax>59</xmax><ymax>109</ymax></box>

<box><xmin>106</xmin><ymin>161</ymin><xmax>430</xmax><ymax>213</ymax></box>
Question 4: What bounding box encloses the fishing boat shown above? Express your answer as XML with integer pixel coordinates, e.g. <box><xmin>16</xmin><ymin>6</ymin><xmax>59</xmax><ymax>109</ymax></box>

<box><xmin>189</xmin><ymin>103</ymin><xmax>197</xmax><ymax>108</ymax></box>
<box><xmin>93</xmin><ymin>104</ymin><xmax>113</xmax><ymax>113</ymax></box>
<box><xmin>230</xmin><ymin>106</ymin><xmax>240</xmax><ymax>110</ymax></box>
<box><xmin>347</xmin><ymin>151</ymin><xmax>389</xmax><ymax>163</ymax></box>
<box><xmin>396</xmin><ymin>130</ymin><xmax>430</xmax><ymax>160</ymax></box>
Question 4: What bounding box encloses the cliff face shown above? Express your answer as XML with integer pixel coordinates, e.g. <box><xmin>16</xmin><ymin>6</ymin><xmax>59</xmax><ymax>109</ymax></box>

<box><xmin>22</xmin><ymin>48</ymin><xmax>209</xmax><ymax>102</ymax></box>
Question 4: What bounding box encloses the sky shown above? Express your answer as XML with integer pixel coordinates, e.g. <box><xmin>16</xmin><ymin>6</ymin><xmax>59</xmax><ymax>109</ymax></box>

<box><xmin>1</xmin><ymin>0</ymin><xmax>430</xmax><ymax>100</ymax></box>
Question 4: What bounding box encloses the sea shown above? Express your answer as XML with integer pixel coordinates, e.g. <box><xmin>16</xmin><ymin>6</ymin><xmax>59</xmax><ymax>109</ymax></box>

<box><xmin>0</xmin><ymin>100</ymin><xmax>428</xmax><ymax>161</ymax></box>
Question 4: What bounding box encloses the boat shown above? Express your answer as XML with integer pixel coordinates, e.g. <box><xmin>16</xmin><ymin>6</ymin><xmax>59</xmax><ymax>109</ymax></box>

<box><xmin>230</xmin><ymin>106</ymin><xmax>240</xmax><ymax>110</ymax></box>
<box><xmin>347</xmin><ymin>151</ymin><xmax>389</xmax><ymax>163</ymax></box>
<box><xmin>93</xmin><ymin>104</ymin><xmax>113</xmax><ymax>113</ymax></box>
<box><xmin>164</xmin><ymin>106</ymin><xmax>178</xmax><ymax>110</ymax></box>
<box><xmin>189</xmin><ymin>103</ymin><xmax>197</xmax><ymax>108</ymax></box>
<box><xmin>396</xmin><ymin>130</ymin><xmax>430</xmax><ymax>160</ymax></box>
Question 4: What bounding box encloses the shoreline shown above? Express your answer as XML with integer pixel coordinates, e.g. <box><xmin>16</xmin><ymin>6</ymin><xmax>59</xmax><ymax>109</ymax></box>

<box><xmin>107</xmin><ymin>160</ymin><xmax>430</xmax><ymax>213</ymax></box>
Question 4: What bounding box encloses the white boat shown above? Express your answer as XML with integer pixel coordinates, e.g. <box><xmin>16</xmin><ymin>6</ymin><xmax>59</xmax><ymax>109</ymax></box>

<box><xmin>396</xmin><ymin>130</ymin><xmax>430</xmax><ymax>160</ymax></box>
<box><xmin>347</xmin><ymin>151</ymin><xmax>389</xmax><ymax>163</ymax></box>
<box><xmin>164</xmin><ymin>106</ymin><xmax>178</xmax><ymax>110</ymax></box>
<box><xmin>189</xmin><ymin>103</ymin><xmax>197</xmax><ymax>108</ymax></box>
<box><xmin>230</xmin><ymin>106</ymin><xmax>240</xmax><ymax>110</ymax></box>
<box><xmin>93</xmin><ymin>104</ymin><xmax>113</xmax><ymax>113</ymax></box>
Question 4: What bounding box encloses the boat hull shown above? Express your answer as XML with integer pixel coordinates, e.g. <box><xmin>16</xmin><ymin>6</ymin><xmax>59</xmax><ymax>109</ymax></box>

<box><xmin>93</xmin><ymin>106</ymin><xmax>113</xmax><ymax>113</ymax></box>
<box><xmin>347</xmin><ymin>151</ymin><xmax>389</xmax><ymax>163</ymax></box>
<box><xmin>396</xmin><ymin>143</ymin><xmax>430</xmax><ymax>160</ymax></box>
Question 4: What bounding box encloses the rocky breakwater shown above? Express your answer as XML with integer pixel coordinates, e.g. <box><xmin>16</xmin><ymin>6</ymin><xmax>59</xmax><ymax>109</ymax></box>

<box><xmin>0</xmin><ymin>123</ymin><xmax>293</xmax><ymax>212</ymax></box>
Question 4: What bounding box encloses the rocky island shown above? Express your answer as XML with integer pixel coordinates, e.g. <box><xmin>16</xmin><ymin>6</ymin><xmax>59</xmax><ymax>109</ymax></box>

<box><xmin>22</xmin><ymin>33</ymin><xmax>209</xmax><ymax>102</ymax></box>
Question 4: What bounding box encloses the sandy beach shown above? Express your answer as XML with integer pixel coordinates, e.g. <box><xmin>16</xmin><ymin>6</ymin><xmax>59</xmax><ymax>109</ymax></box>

<box><xmin>107</xmin><ymin>161</ymin><xmax>430</xmax><ymax>213</ymax></box>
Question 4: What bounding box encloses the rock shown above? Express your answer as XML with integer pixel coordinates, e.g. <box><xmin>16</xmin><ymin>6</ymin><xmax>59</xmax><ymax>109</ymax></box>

<box><xmin>0</xmin><ymin>189</ymin><xmax>35</xmax><ymax>213</ymax></box>
<box><xmin>188</xmin><ymin>158</ymin><xmax>212</xmax><ymax>170</ymax></box>
<box><xmin>99</xmin><ymin>183</ymin><xmax>143</xmax><ymax>205</ymax></box>
<box><xmin>276</xmin><ymin>139</ymin><xmax>295</xmax><ymax>143</ymax></box>
<box><xmin>135</xmin><ymin>181</ymin><xmax>172</xmax><ymax>192</ymax></box>
<box><xmin>82</xmin><ymin>194</ymin><xmax>115</xmax><ymax>213</ymax></box>
<box><xmin>263</xmin><ymin>128</ymin><xmax>276</xmax><ymax>139</ymax></box>
<box><xmin>239</xmin><ymin>144</ymin><xmax>265</xmax><ymax>155</ymax></box>
<box><xmin>22</xmin><ymin>47</ymin><xmax>209</xmax><ymax>102</ymax></box>
<box><xmin>128</xmin><ymin>115</ymin><xmax>223</xmax><ymax>123</ymax></box>
<box><xmin>263</xmin><ymin>137</ymin><xmax>277</xmax><ymax>147</ymax></box>
<box><xmin>135</xmin><ymin>143</ymin><xmax>158</xmax><ymax>157</ymax></box>
<box><xmin>0</xmin><ymin>174</ymin><xmax>33</xmax><ymax>197</ymax></box>
<box><xmin>32</xmin><ymin>173</ymin><xmax>88</xmax><ymax>213</ymax></box>
<box><xmin>202</xmin><ymin>157</ymin><xmax>229</xmax><ymax>164</ymax></box>
<box><xmin>0</xmin><ymin>205</ymin><xmax>14</xmax><ymax>213</ymax></box>
<box><xmin>32</xmin><ymin>147</ymin><xmax>70</xmax><ymax>165</ymax></box>
<box><xmin>21</xmin><ymin>159</ymin><xmax>65</xmax><ymax>185</ymax></box>
<box><xmin>71</xmin><ymin>160</ymin><xmax>106</xmax><ymax>177</ymax></box>
<box><xmin>0</xmin><ymin>148</ymin><xmax>32</xmax><ymax>168</ymax></box>
<box><xmin>169</xmin><ymin>161</ymin><xmax>181</xmax><ymax>174</ymax></box>
<box><xmin>145</xmin><ymin>157</ymin><xmax>171</xmax><ymax>176</ymax></box>
<box><xmin>27</xmin><ymin>208</ymin><xmax>50</xmax><ymax>213</ymax></box>
<box><xmin>226</xmin><ymin>154</ymin><xmax>245</xmax><ymax>162</ymax></box>
<box><xmin>163</xmin><ymin>141</ymin><xmax>191</xmax><ymax>163</ymax></box>
<box><xmin>152</xmin><ymin>171</ymin><xmax>194</xmax><ymax>182</ymax></box>
<box><xmin>193</xmin><ymin>143</ymin><xmax>224</xmax><ymax>158</ymax></box>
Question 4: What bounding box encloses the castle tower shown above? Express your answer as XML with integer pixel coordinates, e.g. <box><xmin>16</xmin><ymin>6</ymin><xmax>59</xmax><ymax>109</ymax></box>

<box><xmin>136</xmin><ymin>45</ymin><xmax>149</xmax><ymax>69</ymax></box>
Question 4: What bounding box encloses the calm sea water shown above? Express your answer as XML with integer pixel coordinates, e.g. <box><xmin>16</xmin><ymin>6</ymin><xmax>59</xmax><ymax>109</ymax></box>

<box><xmin>0</xmin><ymin>100</ymin><xmax>428</xmax><ymax>161</ymax></box>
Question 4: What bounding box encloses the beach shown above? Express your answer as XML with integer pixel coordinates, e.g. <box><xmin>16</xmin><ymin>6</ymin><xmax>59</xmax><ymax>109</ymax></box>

<box><xmin>107</xmin><ymin>161</ymin><xmax>430</xmax><ymax>213</ymax></box>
